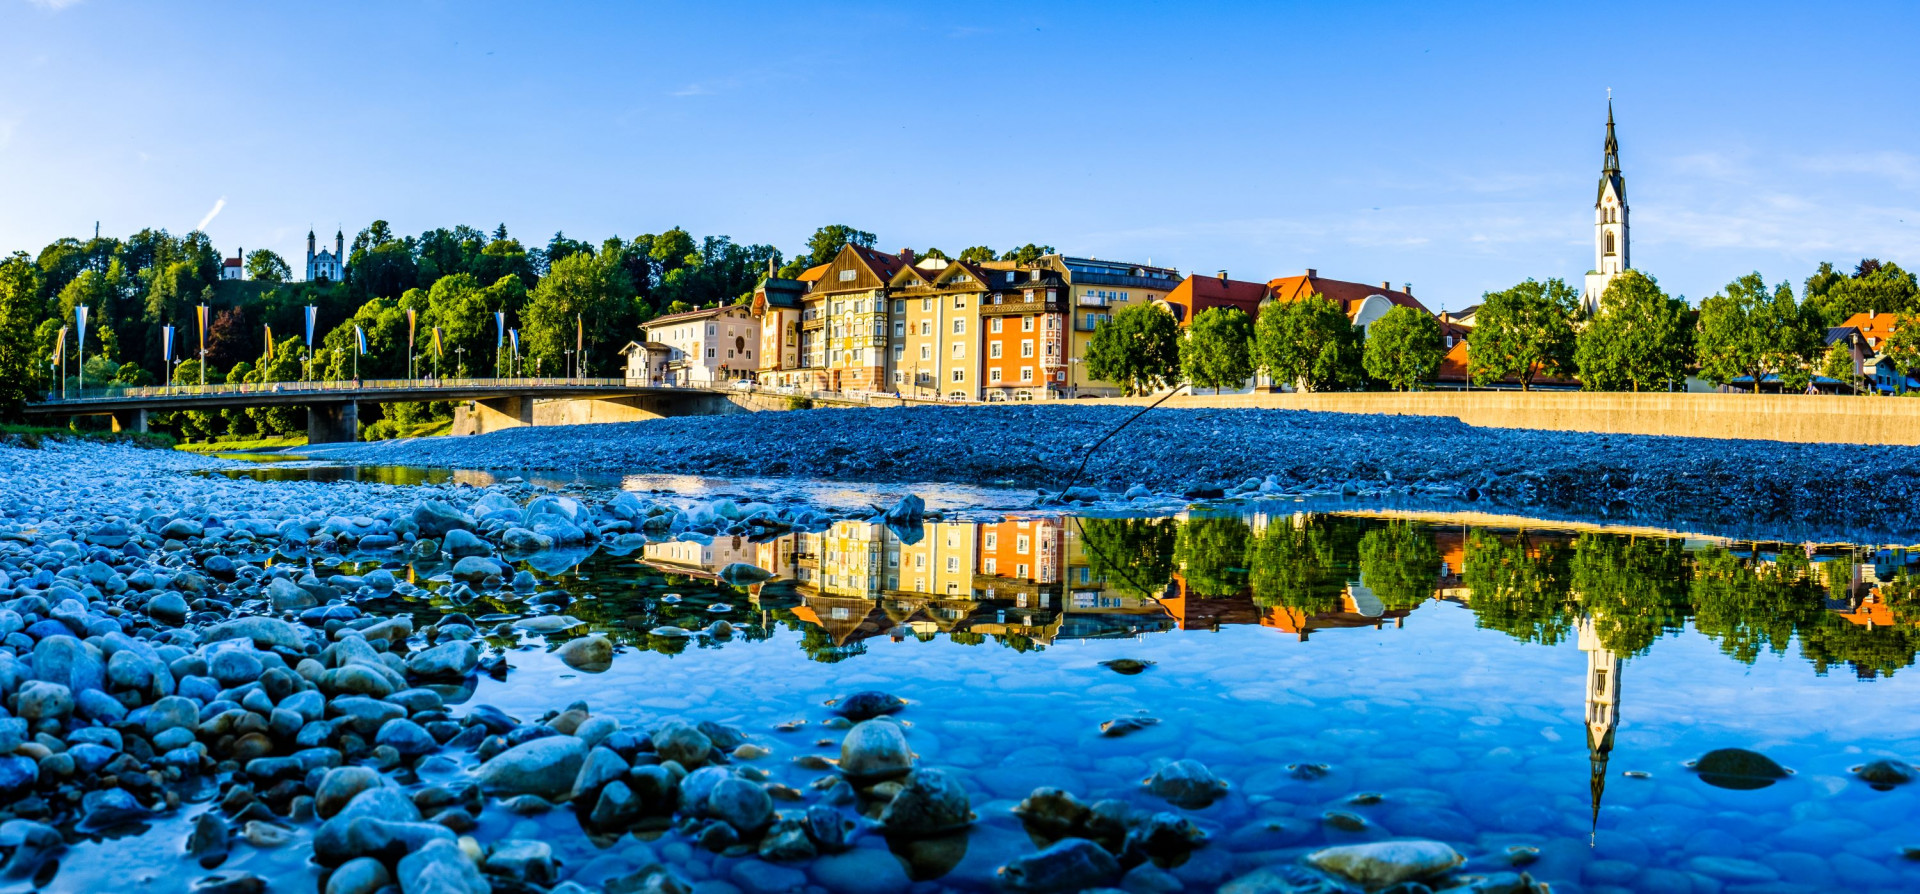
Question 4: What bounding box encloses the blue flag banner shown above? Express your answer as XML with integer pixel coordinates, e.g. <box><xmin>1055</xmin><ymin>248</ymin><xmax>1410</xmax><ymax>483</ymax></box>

<box><xmin>305</xmin><ymin>306</ymin><xmax>317</xmax><ymax>346</ymax></box>
<box><xmin>496</xmin><ymin>312</ymin><xmax>506</xmax><ymax>349</ymax></box>
<box><xmin>355</xmin><ymin>325</ymin><xmax>368</xmax><ymax>355</ymax></box>
<box><xmin>162</xmin><ymin>325</ymin><xmax>173</xmax><ymax>366</ymax></box>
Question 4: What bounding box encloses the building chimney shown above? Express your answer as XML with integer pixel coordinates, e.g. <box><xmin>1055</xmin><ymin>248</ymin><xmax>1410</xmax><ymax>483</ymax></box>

<box><xmin>1216</xmin><ymin>269</ymin><xmax>1229</xmax><ymax>284</ymax></box>
<box><xmin>1404</xmin><ymin>283</ymin><xmax>1413</xmax><ymax>296</ymax></box>
<box><xmin>1381</xmin><ymin>281</ymin><xmax>1392</xmax><ymax>290</ymax></box>
<box><xmin>899</xmin><ymin>248</ymin><xmax>915</xmax><ymax>263</ymax></box>
<box><xmin>1305</xmin><ymin>268</ymin><xmax>1317</xmax><ymax>278</ymax></box>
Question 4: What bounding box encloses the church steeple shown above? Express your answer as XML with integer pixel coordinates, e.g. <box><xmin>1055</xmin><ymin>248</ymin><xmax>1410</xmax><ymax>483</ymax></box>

<box><xmin>1577</xmin><ymin>616</ymin><xmax>1621</xmax><ymax>843</ymax></box>
<box><xmin>1602</xmin><ymin>101</ymin><xmax>1620</xmax><ymax>175</ymax></box>
<box><xmin>1582</xmin><ymin>99</ymin><xmax>1631</xmax><ymax>314</ymax></box>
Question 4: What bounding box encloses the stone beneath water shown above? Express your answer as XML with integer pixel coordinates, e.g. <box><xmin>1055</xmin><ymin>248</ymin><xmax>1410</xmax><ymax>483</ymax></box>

<box><xmin>1143</xmin><ymin>759</ymin><xmax>1229</xmax><ymax>809</ymax></box>
<box><xmin>878</xmin><ymin>768</ymin><xmax>974</xmax><ymax>837</ymax></box>
<box><xmin>997</xmin><ymin>837</ymin><xmax>1121</xmax><ymax>892</ymax></box>
<box><xmin>556</xmin><ymin>635</ymin><xmax>614</xmax><ymax>672</ymax></box>
<box><xmin>1099</xmin><ymin>658</ymin><xmax>1155</xmax><ymax>675</ymax></box>
<box><xmin>718</xmin><ymin>563</ymin><xmax>773</xmax><ymax>584</ymax></box>
<box><xmin>1690</xmin><ymin>748</ymin><xmax>1791</xmax><ymax>790</ymax></box>
<box><xmin>828</xmin><ymin>691</ymin><xmax>906</xmax><ymax>721</ymax></box>
<box><xmin>1306</xmin><ymin>840</ymin><xmax>1465</xmax><ymax>888</ymax></box>
<box><xmin>1853</xmin><ymin>758</ymin><xmax>1915</xmax><ymax>790</ymax></box>
<box><xmin>1100</xmin><ymin>716</ymin><xmax>1159</xmax><ymax>738</ymax></box>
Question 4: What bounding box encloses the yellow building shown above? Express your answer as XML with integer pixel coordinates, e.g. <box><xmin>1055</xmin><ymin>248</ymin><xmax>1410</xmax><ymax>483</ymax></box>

<box><xmin>806</xmin><ymin>245</ymin><xmax>917</xmax><ymax>394</ymax></box>
<box><xmin>1040</xmin><ymin>255</ymin><xmax>1182</xmax><ymax>397</ymax></box>
<box><xmin>888</xmin><ymin>260</ymin><xmax>990</xmax><ymax>400</ymax></box>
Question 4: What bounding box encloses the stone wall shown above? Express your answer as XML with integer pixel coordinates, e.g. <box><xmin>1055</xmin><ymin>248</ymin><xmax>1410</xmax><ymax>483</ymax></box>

<box><xmin>1069</xmin><ymin>391</ymin><xmax>1920</xmax><ymax>446</ymax></box>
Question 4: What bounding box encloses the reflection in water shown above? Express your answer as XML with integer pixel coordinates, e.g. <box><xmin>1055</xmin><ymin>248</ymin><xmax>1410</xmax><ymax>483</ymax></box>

<box><xmin>309</xmin><ymin>507</ymin><xmax>1920</xmax><ymax>888</ymax></box>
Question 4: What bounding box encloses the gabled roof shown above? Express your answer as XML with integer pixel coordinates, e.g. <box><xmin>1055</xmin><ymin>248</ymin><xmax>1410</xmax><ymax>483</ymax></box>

<box><xmin>797</xmin><ymin>263</ymin><xmax>829</xmax><ymax>283</ymax></box>
<box><xmin>1266</xmin><ymin>272</ymin><xmax>1430</xmax><ymax>318</ymax></box>
<box><xmin>754</xmin><ymin>277</ymin><xmax>807</xmax><ymax>312</ymax></box>
<box><xmin>1839</xmin><ymin>312</ymin><xmax>1899</xmax><ymax>347</ymax></box>
<box><xmin>644</xmin><ymin>304</ymin><xmax>747</xmax><ymax>328</ymax></box>
<box><xmin>1825</xmin><ymin>326</ymin><xmax>1863</xmax><ymax>347</ymax></box>
<box><xmin>223</xmin><ymin>256</ymin><xmax>243</xmax><ymax>268</ymax></box>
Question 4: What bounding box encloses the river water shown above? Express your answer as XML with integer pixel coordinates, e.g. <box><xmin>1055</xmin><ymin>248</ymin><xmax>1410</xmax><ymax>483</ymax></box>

<box><xmin>74</xmin><ymin>460</ymin><xmax>1920</xmax><ymax>893</ymax></box>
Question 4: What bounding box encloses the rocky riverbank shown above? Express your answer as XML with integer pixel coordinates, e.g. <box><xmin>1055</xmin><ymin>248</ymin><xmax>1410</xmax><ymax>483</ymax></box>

<box><xmin>0</xmin><ymin>439</ymin><xmax>1584</xmax><ymax>894</ymax></box>
<box><xmin>329</xmin><ymin>405</ymin><xmax>1920</xmax><ymax>541</ymax></box>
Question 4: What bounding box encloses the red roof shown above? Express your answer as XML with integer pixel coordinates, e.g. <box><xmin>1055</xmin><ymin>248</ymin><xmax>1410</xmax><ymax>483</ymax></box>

<box><xmin>1266</xmin><ymin>272</ymin><xmax>1429</xmax><ymax>318</ymax></box>
<box><xmin>1164</xmin><ymin>274</ymin><xmax>1272</xmax><ymax>323</ymax></box>
<box><xmin>1840</xmin><ymin>312</ymin><xmax>1900</xmax><ymax>349</ymax></box>
<box><xmin>223</xmin><ymin>257</ymin><xmax>242</xmax><ymax>268</ymax></box>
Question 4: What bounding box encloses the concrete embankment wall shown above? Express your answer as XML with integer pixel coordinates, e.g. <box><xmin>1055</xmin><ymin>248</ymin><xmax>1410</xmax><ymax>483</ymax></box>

<box><xmin>1071</xmin><ymin>391</ymin><xmax>1920</xmax><ymax>446</ymax></box>
<box><xmin>443</xmin><ymin>388</ymin><xmax>1920</xmax><ymax>447</ymax></box>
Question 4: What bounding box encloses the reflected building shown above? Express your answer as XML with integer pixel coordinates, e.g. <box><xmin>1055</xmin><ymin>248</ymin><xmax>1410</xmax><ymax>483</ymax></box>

<box><xmin>1577</xmin><ymin>616</ymin><xmax>1621</xmax><ymax>838</ymax></box>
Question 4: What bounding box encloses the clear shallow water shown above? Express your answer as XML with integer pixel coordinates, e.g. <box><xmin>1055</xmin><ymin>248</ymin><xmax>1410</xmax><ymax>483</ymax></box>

<box><xmin>76</xmin><ymin>465</ymin><xmax>1920</xmax><ymax>893</ymax></box>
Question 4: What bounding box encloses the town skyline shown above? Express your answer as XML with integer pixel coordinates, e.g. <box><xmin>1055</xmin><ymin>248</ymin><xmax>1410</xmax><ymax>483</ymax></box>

<box><xmin>4</xmin><ymin>1</ymin><xmax>1918</xmax><ymax>308</ymax></box>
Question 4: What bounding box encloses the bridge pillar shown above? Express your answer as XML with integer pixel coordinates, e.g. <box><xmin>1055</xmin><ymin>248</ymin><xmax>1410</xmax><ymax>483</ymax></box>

<box><xmin>109</xmin><ymin>410</ymin><xmax>148</xmax><ymax>434</ymax></box>
<box><xmin>469</xmin><ymin>397</ymin><xmax>535</xmax><ymax>434</ymax></box>
<box><xmin>308</xmin><ymin>403</ymin><xmax>360</xmax><ymax>444</ymax></box>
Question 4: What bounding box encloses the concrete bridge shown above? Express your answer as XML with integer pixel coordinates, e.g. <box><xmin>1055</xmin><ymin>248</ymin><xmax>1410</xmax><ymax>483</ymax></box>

<box><xmin>22</xmin><ymin>378</ymin><xmax>760</xmax><ymax>442</ymax></box>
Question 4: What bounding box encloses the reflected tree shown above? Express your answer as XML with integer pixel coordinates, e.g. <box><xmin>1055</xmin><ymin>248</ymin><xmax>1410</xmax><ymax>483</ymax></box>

<box><xmin>1076</xmin><ymin>517</ymin><xmax>1176</xmax><ymax>599</ymax></box>
<box><xmin>1247</xmin><ymin>515</ymin><xmax>1357</xmax><ymax>615</ymax></box>
<box><xmin>1357</xmin><ymin>521</ymin><xmax>1441</xmax><ymax>610</ymax></box>
<box><xmin>1174</xmin><ymin>516</ymin><xmax>1252</xmax><ymax>598</ymax></box>
<box><xmin>1570</xmin><ymin>534</ymin><xmax>1692</xmax><ymax>656</ymax></box>
<box><xmin>1463</xmin><ymin>532</ymin><xmax>1575</xmax><ymax>646</ymax></box>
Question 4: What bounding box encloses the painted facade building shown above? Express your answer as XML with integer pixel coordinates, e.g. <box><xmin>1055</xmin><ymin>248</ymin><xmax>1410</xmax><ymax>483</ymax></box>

<box><xmin>638</xmin><ymin>305</ymin><xmax>759</xmax><ymax>386</ymax></box>
<box><xmin>980</xmin><ymin>266</ymin><xmax>1069</xmax><ymax>400</ymax></box>
<box><xmin>1042</xmin><ymin>255</ymin><xmax>1182</xmax><ymax>398</ymax></box>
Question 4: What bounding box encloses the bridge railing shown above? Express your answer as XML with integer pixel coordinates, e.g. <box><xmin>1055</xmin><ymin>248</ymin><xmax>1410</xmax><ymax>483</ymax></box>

<box><xmin>34</xmin><ymin>377</ymin><xmax>688</xmax><ymax>406</ymax></box>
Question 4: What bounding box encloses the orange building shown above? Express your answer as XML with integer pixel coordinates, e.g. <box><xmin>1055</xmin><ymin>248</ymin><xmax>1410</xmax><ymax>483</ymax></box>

<box><xmin>980</xmin><ymin>267</ymin><xmax>1069</xmax><ymax>400</ymax></box>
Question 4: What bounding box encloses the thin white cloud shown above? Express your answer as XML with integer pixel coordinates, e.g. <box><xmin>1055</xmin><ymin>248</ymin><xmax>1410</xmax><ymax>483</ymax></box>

<box><xmin>671</xmin><ymin>83</ymin><xmax>715</xmax><ymax>97</ymax></box>
<box><xmin>25</xmin><ymin>0</ymin><xmax>84</xmax><ymax>10</ymax></box>
<box><xmin>195</xmin><ymin>197</ymin><xmax>227</xmax><ymax>232</ymax></box>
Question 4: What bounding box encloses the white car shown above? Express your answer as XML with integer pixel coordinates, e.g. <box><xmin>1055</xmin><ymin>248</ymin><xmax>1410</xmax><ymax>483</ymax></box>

<box><xmin>732</xmin><ymin>380</ymin><xmax>756</xmax><ymax>391</ymax></box>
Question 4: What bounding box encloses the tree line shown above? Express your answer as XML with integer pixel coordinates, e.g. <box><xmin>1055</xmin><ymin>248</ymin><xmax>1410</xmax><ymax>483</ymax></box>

<box><xmin>1082</xmin><ymin>259</ymin><xmax>1920</xmax><ymax>395</ymax></box>
<box><xmin>1</xmin><ymin>221</ymin><xmax>1054</xmax><ymax>437</ymax></box>
<box><xmin>1078</xmin><ymin>513</ymin><xmax>1920</xmax><ymax>679</ymax></box>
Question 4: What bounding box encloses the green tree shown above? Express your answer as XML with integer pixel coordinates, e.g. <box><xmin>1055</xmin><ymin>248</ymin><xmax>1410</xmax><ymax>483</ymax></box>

<box><xmin>1253</xmin><ymin>295</ymin><xmax>1363</xmax><ymax>392</ymax></box>
<box><xmin>1696</xmin><ymin>273</ymin><xmax>1820</xmax><ymax>392</ymax></box>
<box><xmin>319</xmin><ymin>299</ymin><xmax>407</xmax><ymax>380</ymax></box>
<box><xmin>1246</xmin><ymin>515</ymin><xmax>1359</xmax><ymax>615</ymax></box>
<box><xmin>799</xmin><ymin>225</ymin><xmax>876</xmax><ymax>269</ymax></box>
<box><xmin>1883</xmin><ymin>313</ymin><xmax>1920</xmax><ymax>391</ymax></box>
<box><xmin>0</xmin><ymin>255</ymin><xmax>45</xmax><ymax>419</ymax></box>
<box><xmin>1363</xmin><ymin>305</ymin><xmax>1445</xmax><ymax>391</ymax></box>
<box><xmin>1570</xmin><ymin>534</ymin><xmax>1692</xmax><ymax>656</ymax></box>
<box><xmin>999</xmin><ymin>244</ymin><xmax>1055</xmax><ymax>265</ymax></box>
<box><xmin>1074</xmin><ymin>517</ymin><xmax>1177</xmax><ymax>600</ymax></box>
<box><xmin>1819</xmin><ymin>340</ymin><xmax>1857</xmax><ymax>392</ymax></box>
<box><xmin>1803</xmin><ymin>259</ymin><xmax>1920</xmax><ymax>327</ymax></box>
<box><xmin>523</xmin><ymin>252</ymin><xmax>636</xmax><ymax>376</ymax></box>
<box><xmin>1467</xmin><ymin>278</ymin><xmax>1578</xmax><ymax>390</ymax></box>
<box><xmin>1574</xmin><ymin>270</ymin><xmax>1689</xmax><ymax>391</ymax></box>
<box><xmin>1357</xmin><ymin>521</ymin><xmax>1441</xmax><ymax>609</ymax></box>
<box><xmin>1172</xmin><ymin>516</ymin><xmax>1252</xmax><ymax>597</ymax></box>
<box><xmin>1084</xmin><ymin>303</ymin><xmax>1181</xmax><ymax>395</ymax></box>
<box><xmin>245</xmin><ymin>249</ymin><xmax>291</xmax><ymax>283</ymax></box>
<box><xmin>958</xmin><ymin>246</ymin><xmax>997</xmax><ymax>264</ymax></box>
<box><xmin>1462</xmin><ymin>532</ymin><xmax>1575</xmax><ymax>646</ymax></box>
<box><xmin>1180</xmin><ymin>306</ymin><xmax>1253</xmax><ymax>393</ymax></box>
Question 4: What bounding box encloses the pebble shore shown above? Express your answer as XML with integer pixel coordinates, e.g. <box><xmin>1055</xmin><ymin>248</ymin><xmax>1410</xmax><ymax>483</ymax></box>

<box><xmin>0</xmin><ymin>438</ymin><xmax>1576</xmax><ymax>894</ymax></box>
<box><xmin>330</xmin><ymin>405</ymin><xmax>1920</xmax><ymax>542</ymax></box>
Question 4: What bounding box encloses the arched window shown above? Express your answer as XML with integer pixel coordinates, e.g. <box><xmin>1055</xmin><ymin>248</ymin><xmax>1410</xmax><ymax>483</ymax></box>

<box><xmin>1605</xmin><ymin>232</ymin><xmax>1615</xmax><ymax>254</ymax></box>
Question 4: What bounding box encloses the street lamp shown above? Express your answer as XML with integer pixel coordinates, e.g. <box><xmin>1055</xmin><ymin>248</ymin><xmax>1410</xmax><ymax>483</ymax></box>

<box><xmin>565</xmin><ymin>349</ymin><xmax>574</xmax><ymax>381</ymax></box>
<box><xmin>456</xmin><ymin>347</ymin><xmax>466</xmax><ymax>380</ymax></box>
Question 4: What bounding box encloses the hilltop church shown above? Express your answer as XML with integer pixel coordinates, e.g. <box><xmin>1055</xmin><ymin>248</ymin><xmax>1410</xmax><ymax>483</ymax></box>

<box><xmin>1582</xmin><ymin>102</ymin><xmax>1630</xmax><ymax>314</ymax></box>
<box><xmin>307</xmin><ymin>229</ymin><xmax>345</xmax><ymax>283</ymax></box>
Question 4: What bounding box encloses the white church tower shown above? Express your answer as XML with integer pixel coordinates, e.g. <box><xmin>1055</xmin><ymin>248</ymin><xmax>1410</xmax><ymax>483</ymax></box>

<box><xmin>1581</xmin><ymin>101</ymin><xmax>1629</xmax><ymax>315</ymax></box>
<box><xmin>306</xmin><ymin>229</ymin><xmax>345</xmax><ymax>283</ymax></box>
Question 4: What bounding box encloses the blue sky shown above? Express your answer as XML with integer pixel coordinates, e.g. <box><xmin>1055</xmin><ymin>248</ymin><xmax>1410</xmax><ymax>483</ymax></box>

<box><xmin>2</xmin><ymin>0</ymin><xmax>1916</xmax><ymax>309</ymax></box>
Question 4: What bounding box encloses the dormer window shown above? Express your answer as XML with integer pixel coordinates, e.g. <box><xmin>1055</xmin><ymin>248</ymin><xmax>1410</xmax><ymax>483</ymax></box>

<box><xmin>838</xmin><ymin>269</ymin><xmax>856</xmax><ymax>282</ymax></box>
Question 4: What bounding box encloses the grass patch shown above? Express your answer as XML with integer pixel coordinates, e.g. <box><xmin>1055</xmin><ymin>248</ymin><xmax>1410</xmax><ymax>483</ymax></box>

<box><xmin>174</xmin><ymin>435</ymin><xmax>308</xmax><ymax>454</ymax></box>
<box><xmin>0</xmin><ymin>423</ymin><xmax>176</xmax><ymax>450</ymax></box>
